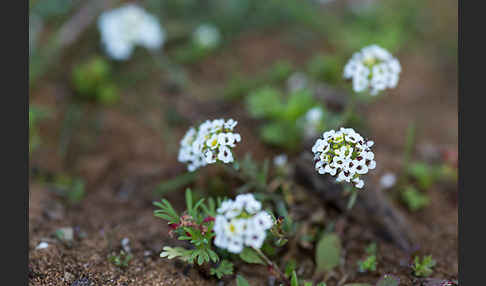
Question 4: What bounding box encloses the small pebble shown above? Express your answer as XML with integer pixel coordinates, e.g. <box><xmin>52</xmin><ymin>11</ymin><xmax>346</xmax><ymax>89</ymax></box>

<box><xmin>36</xmin><ymin>242</ymin><xmax>49</xmax><ymax>250</ymax></box>
<box><xmin>121</xmin><ymin>237</ymin><xmax>131</xmax><ymax>253</ymax></box>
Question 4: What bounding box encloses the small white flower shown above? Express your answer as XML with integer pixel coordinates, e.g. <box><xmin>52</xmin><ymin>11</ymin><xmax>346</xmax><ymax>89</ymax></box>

<box><xmin>273</xmin><ymin>154</ymin><xmax>288</xmax><ymax>167</ymax></box>
<box><xmin>312</xmin><ymin>127</ymin><xmax>376</xmax><ymax>189</ymax></box>
<box><xmin>301</xmin><ymin>107</ymin><xmax>325</xmax><ymax>138</ymax></box>
<box><xmin>193</xmin><ymin>23</ymin><xmax>221</xmax><ymax>49</ymax></box>
<box><xmin>224</xmin><ymin>119</ymin><xmax>238</xmax><ymax>130</ymax></box>
<box><xmin>98</xmin><ymin>4</ymin><xmax>164</xmax><ymax>60</ymax></box>
<box><xmin>236</xmin><ymin>194</ymin><xmax>262</xmax><ymax>214</ymax></box>
<box><xmin>244</xmin><ymin>226</ymin><xmax>266</xmax><ymax>249</ymax></box>
<box><xmin>178</xmin><ymin>119</ymin><xmax>241</xmax><ymax>171</ymax></box>
<box><xmin>227</xmin><ymin>237</ymin><xmax>244</xmax><ymax>253</ymax></box>
<box><xmin>218</xmin><ymin>146</ymin><xmax>234</xmax><ymax>164</ymax></box>
<box><xmin>204</xmin><ymin>150</ymin><xmax>217</xmax><ymax>164</ymax></box>
<box><xmin>252</xmin><ymin>211</ymin><xmax>274</xmax><ymax>230</ymax></box>
<box><xmin>380</xmin><ymin>172</ymin><xmax>397</xmax><ymax>189</ymax></box>
<box><xmin>206</xmin><ymin>134</ymin><xmax>220</xmax><ymax>150</ymax></box>
<box><xmin>218</xmin><ymin>133</ymin><xmax>236</xmax><ymax>147</ymax></box>
<box><xmin>213</xmin><ymin>194</ymin><xmax>273</xmax><ymax>253</ymax></box>
<box><xmin>353</xmin><ymin>177</ymin><xmax>364</xmax><ymax>189</ymax></box>
<box><xmin>343</xmin><ymin>44</ymin><xmax>401</xmax><ymax>95</ymax></box>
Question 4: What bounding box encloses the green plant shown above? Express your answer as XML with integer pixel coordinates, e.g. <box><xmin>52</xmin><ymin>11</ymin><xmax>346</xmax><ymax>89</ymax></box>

<box><xmin>210</xmin><ymin>259</ymin><xmax>234</xmax><ymax>279</ymax></box>
<box><xmin>401</xmin><ymin>186</ymin><xmax>429</xmax><ymax>212</ymax></box>
<box><xmin>245</xmin><ymin>85</ymin><xmax>327</xmax><ymax>150</ymax></box>
<box><xmin>236</xmin><ymin>275</ymin><xmax>251</xmax><ymax>286</ymax></box>
<box><xmin>315</xmin><ymin>233</ymin><xmax>342</xmax><ymax>274</ymax></box>
<box><xmin>155</xmin><ymin>189</ymin><xmax>221</xmax><ymax>267</ymax></box>
<box><xmin>412</xmin><ymin>255</ymin><xmax>436</xmax><ymax>277</ymax></box>
<box><xmin>357</xmin><ymin>243</ymin><xmax>377</xmax><ymax>273</ymax></box>
<box><xmin>71</xmin><ymin>57</ymin><xmax>119</xmax><ymax>105</ymax></box>
<box><xmin>50</xmin><ymin>175</ymin><xmax>86</xmax><ymax>205</ymax></box>
<box><xmin>108</xmin><ymin>250</ymin><xmax>133</xmax><ymax>268</ymax></box>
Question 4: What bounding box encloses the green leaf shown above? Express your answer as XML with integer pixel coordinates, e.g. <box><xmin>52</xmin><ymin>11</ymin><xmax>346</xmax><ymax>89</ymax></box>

<box><xmin>153</xmin><ymin>199</ymin><xmax>180</xmax><ymax>224</ymax></box>
<box><xmin>284</xmin><ymin>260</ymin><xmax>297</xmax><ymax>278</ymax></box>
<box><xmin>260</xmin><ymin>121</ymin><xmax>300</xmax><ymax>150</ymax></box>
<box><xmin>239</xmin><ymin>247</ymin><xmax>265</xmax><ymax>265</ymax></box>
<box><xmin>210</xmin><ymin>260</ymin><xmax>234</xmax><ymax>279</ymax></box>
<box><xmin>412</xmin><ymin>255</ymin><xmax>436</xmax><ymax>277</ymax></box>
<box><xmin>376</xmin><ymin>274</ymin><xmax>400</xmax><ymax>286</ymax></box>
<box><xmin>160</xmin><ymin>246</ymin><xmax>191</xmax><ymax>262</ymax></box>
<box><xmin>281</xmin><ymin>89</ymin><xmax>316</xmax><ymax>121</ymax></box>
<box><xmin>246</xmin><ymin>86</ymin><xmax>284</xmax><ymax>119</ymax></box>
<box><xmin>408</xmin><ymin>162</ymin><xmax>437</xmax><ymax>190</ymax></box>
<box><xmin>290</xmin><ymin>271</ymin><xmax>299</xmax><ymax>286</ymax></box>
<box><xmin>186</xmin><ymin>188</ymin><xmax>193</xmax><ymax>213</ymax></box>
<box><xmin>236</xmin><ymin>275</ymin><xmax>251</xmax><ymax>286</ymax></box>
<box><xmin>401</xmin><ymin>186</ymin><xmax>429</xmax><ymax>212</ymax></box>
<box><xmin>315</xmin><ymin>233</ymin><xmax>341</xmax><ymax>273</ymax></box>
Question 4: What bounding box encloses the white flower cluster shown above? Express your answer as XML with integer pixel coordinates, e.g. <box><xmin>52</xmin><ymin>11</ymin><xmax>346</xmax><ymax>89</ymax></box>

<box><xmin>98</xmin><ymin>4</ymin><xmax>164</xmax><ymax>60</ymax></box>
<box><xmin>193</xmin><ymin>24</ymin><xmax>221</xmax><ymax>49</ymax></box>
<box><xmin>178</xmin><ymin>119</ymin><xmax>241</xmax><ymax>172</ymax></box>
<box><xmin>214</xmin><ymin>194</ymin><xmax>274</xmax><ymax>253</ymax></box>
<box><xmin>343</xmin><ymin>45</ymin><xmax>401</xmax><ymax>95</ymax></box>
<box><xmin>312</xmin><ymin>128</ymin><xmax>376</xmax><ymax>189</ymax></box>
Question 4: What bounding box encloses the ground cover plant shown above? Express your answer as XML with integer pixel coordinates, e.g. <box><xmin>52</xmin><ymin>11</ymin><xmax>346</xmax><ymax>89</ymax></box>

<box><xmin>29</xmin><ymin>0</ymin><xmax>457</xmax><ymax>285</ymax></box>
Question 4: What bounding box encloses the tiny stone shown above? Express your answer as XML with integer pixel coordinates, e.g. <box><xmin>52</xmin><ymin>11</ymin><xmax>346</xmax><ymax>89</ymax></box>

<box><xmin>36</xmin><ymin>242</ymin><xmax>49</xmax><ymax>250</ymax></box>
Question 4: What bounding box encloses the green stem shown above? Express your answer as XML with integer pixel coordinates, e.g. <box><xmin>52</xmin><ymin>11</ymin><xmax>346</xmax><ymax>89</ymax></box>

<box><xmin>253</xmin><ymin>247</ymin><xmax>287</xmax><ymax>283</ymax></box>
<box><xmin>342</xmin><ymin>92</ymin><xmax>357</xmax><ymax>126</ymax></box>
<box><xmin>346</xmin><ymin>189</ymin><xmax>358</xmax><ymax>210</ymax></box>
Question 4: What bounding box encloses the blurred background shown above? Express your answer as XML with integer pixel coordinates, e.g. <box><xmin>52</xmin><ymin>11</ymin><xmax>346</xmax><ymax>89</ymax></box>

<box><xmin>29</xmin><ymin>0</ymin><xmax>457</xmax><ymax>285</ymax></box>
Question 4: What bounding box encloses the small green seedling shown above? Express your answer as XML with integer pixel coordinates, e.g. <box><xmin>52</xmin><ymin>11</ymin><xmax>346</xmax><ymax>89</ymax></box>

<box><xmin>50</xmin><ymin>175</ymin><xmax>86</xmax><ymax>205</ymax></box>
<box><xmin>71</xmin><ymin>57</ymin><xmax>119</xmax><ymax>105</ymax></box>
<box><xmin>412</xmin><ymin>255</ymin><xmax>436</xmax><ymax>277</ymax></box>
<box><xmin>108</xmin><ymin>250</ymin><xmax>133</xmax><ymax>268</ymax></box>
<box><xmin>401</xmin><ymin>186</ymin><xmax>429</xmax><ymax>212</ymax></box>
<box><xmin>357</xmin><ymin>243</ymin><xmax>377</xmax><ymax>273</ymax></box>
<box><xmin>245</xmin><ymin>85</ymin><xmax>327</xmax><ymax>150</ymax></box>
<box><xmin>155</xmin><ymin>189</ymin><xmax>220</xmax><ymax>267</ymax></box>
<box><xmin>210</xmin><ymin>260</ymin><xmax>234</xmax><ymax>279</ymax></box>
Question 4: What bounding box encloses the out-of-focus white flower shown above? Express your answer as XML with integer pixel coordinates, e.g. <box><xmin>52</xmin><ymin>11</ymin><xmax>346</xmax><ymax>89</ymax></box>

<box><xmin>213</xmin><ymin>194</ymin><xmax>274</xmax><ymax>253</ymax></box>
<box><xmin>193</xmin><ymin>24</ymin><xmax>221</xmax><ymax>49</ymax></box>
<box><xmin>343</xmin><ymin>45</ymin><xmax>401</xmax><ymax>95</ymax></box>
<box><xmin>178</xmin><ymin>119</ymin><xmax>241</xmax><ymax>171</ymax></box>
<box><xmin>273</xmin><ymin>154</ymin><xmax>288</xmax><ymax>167</ymax></box>
<box><xmin>312</xmin><ymin>127</ymin><xmax>376</xmax><ymax>189</ymax></box>
<box><xmin>287</xmin><ymin>72</ymin><xmax>309</xmax><ymax>93</ymax></box>
<box><xmin>380</xmin><ymin>172</ymin><xmax>397</xmax><ymax>189</ymax></box>
<box><xmin>300</xmin><ymin>107</ymin><xmax>325</xmax><ymax>138</ymax></box>
<box><xmin>98</xmin><ymin>4</ymin><xmax>164</xmax><ymax>60</ymax></box>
